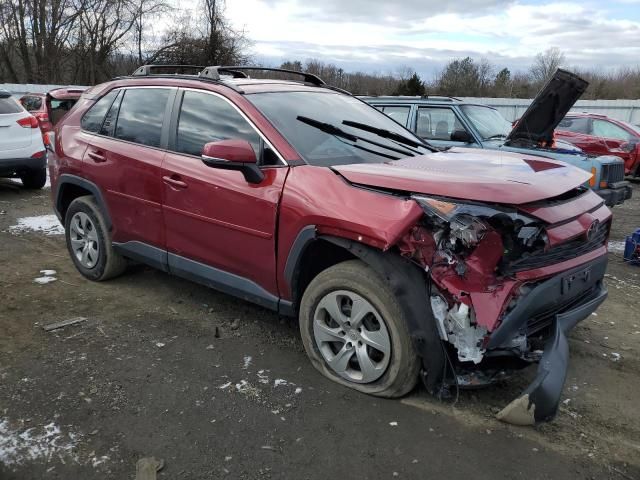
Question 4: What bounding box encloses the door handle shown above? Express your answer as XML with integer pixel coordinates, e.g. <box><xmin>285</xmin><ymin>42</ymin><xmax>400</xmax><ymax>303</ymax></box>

<box><xmin>162</xmin><ymin>175</ymin><xmax>188</xmax><ymax>189</ymax></box>
<box><xmin>87</xmin><ymin>150</ymin><xmax>106</xmax><ymax>163</ymax></box>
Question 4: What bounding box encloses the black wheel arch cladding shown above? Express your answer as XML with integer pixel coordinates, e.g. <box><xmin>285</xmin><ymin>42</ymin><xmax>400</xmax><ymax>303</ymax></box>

<box><xmin>321</xmin><ymin>235</ymin><xmax>447</xmax><ymax>394</ymax></box>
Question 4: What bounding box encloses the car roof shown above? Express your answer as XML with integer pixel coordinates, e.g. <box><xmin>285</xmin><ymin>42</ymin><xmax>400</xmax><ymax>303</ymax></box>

<box><xmin>362</xmin><ymin>96</ymin><xmax>496</xmax><ymax>108</ymax></box>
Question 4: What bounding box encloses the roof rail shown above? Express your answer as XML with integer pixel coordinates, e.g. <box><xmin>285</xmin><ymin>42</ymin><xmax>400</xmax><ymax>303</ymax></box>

<box><xmin>420</xmin><ymin>95</ymin><xmax>461</xmax><ymax>102</ymax></box>
<box><xmin>199</xmin><ymin>66</ymin><xmax>325</xmax><ymax>86</ymax></box>
<box><xmin>132</xmin><ymin>65</ymin><xmax>206</xmax><ymax>76</ymax></box>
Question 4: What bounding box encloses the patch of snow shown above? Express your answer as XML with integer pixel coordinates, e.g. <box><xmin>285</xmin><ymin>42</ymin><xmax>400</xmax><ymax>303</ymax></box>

<box><xmin>155</xmin><ymin>342</ymin><xmax>165</xmax><ymax>348</ymax></box>
<box><xmin>294</xmin><ymin>387</ymin><xmax>302</xmax><ymax>395</ymax></box>
<box><xmin>273</xmin><ymin>379</ymin><xmax>288</xmax><ymax>387</ymax></box>
<box><xmin>608</xmin><ymin>241</ymin><xmax>626</xmax><ymax>254</ymax></box>
<box><xmin>218</xmin><ymin>382</ymin><xmax>231</xmax><ymax>390</ymax></box>
<box><xmin>389</xmin><ymin>421</ymin><xmax>398</xmax><ymax>426</ymax></box>
<box><xmin>40</xmin><ymin>269</ymin><xmax>56</xmax><ymax>276</ymax></box>
<box><xmin>242</xmin><ymin>356</ymin><xmax>252</xmax><ymax>369</ymax></box>
<box><xmin>10</xmin><ymin>215</ymin><xmax>64</xmax><ymax>236</ymax></box>
<box><xmin>34</xmin><ymin>276</ymin><xmax>57</xmax><ymax>285</ymax></box>
<box><xmin>0</xmin><ymin>420</ymin><xmax>77</xmax><ymax>467</ymax></box>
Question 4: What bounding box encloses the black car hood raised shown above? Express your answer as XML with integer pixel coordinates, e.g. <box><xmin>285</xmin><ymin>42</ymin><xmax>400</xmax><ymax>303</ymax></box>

<box><xmin>505</xmin><ymin>69</ymin><xmax>588</xmax><ymax>146</ymax></box>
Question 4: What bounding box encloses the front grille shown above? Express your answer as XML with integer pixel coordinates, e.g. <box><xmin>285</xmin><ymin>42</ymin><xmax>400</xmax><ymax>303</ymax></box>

<box><xmin>601</xmin><ymin>163</ymin><xmax>625</xmax><ymax>184</ymax></box>
<box><xmin>526</xmin><ymin>284</ymin><xmax>600</xmax><ymax>337</ymax></box>
<box><xmin>505</xmin><ymin>221</ymin><xmax>609</xmax><ymax>274</ymax></box>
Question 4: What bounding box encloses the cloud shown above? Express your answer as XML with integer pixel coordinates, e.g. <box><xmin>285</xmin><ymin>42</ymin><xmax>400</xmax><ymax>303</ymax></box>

<box><xmin>225</xmin><ymin>0</ymin><xmax>640</xmax><ymax>76</ymax></box>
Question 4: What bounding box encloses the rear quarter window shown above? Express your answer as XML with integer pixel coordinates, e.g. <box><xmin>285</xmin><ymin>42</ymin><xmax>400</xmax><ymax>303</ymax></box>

<box><xmin>21</xmin><ymin>96</ymin><xmax>42</xmax><ymax>111</ymax></box>
<box><xmin>0</xmin><ymin>97</ymin><xmax>24</xmax><ymax>114</ymax></box>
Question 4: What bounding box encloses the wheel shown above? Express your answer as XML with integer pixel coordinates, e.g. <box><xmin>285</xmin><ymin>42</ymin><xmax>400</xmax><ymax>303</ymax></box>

<box><xmin>20</xmin><ymin>168</ymin><xmax>47</xmax><ymax>189</ymax></box>
<box><xmin>299</xmin><ymin>259</ymin><xmax>420</xmax><ymax>398</ymax></box>
<box><xmin>64</xmin><ymin>195</ymin><xmax>127</xmax><ymax>281</ymax></box>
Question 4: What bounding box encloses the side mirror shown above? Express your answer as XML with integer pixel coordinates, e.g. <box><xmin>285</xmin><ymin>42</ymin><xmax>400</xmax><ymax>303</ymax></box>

<box><xmin>201</xmin><ymin>139</ymin><xmax>264</xmax><ymax>184</ymax></box>
<box><xmin>451</xmin><ymin>129</ymin><xmax>473</xmax><ymax>143</ymax></box>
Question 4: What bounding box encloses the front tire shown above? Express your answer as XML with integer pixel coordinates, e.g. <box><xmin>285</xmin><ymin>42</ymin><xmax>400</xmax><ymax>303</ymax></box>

<box><xmin>20</xmin><ymin>168</ymin><xmax>47</xmax><ymax>189</ymax></box>
<box><xmin>299</xmin><ymin>259</ymin><xmax>420</xmax><ymax>398</ymax></box>
<box><xmin>64</xmin><ymin>196</ymin><xmax>127</xmax><ymax>281</ymax></box>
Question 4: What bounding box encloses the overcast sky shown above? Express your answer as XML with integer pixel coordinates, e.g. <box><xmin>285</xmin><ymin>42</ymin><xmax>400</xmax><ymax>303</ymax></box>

<box><xmin>223</xmin><ymin>0</ymin><xmax>640</xmax><ymax>77</ymax></box>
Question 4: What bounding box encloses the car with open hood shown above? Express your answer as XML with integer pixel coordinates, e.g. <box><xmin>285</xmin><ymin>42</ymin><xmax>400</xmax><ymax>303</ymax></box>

<box><xmin>364</xmin><ymin>69</ymin><xmax>631</xmax><ymax>207</ymax></box>
<box><xmin>49</xmin><ymin>65</ymin><xmax>611</xmax><ymax>425</ymax></box>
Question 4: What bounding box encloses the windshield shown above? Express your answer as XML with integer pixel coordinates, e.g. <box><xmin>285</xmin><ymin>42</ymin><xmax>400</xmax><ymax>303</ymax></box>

<box><xmin>248</xmin><ymin>91</ymin><xmax>433</xmax><ymax>166</ymax></box>
<box><xmin>460</xmin><ymin>105</ymin><xmax>512</xmax><ymax>140</ymax></box>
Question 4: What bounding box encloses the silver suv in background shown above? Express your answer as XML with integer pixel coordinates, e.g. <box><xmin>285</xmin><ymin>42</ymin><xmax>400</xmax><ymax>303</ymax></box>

<box><xmin>364</xmin><ymin>70</ymin><xmax>631</xmax><ymax>207</ymax></box>
<box><xmin>0</xmin><ymin>89</ymin><xmax>47</xmax><ymax>189</ymax></box>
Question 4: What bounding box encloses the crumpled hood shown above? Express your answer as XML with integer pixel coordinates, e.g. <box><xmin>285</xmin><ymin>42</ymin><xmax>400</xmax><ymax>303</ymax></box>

<box><xmin>332</xmin><ymin>147</ymin><xmax>592</xmax><ymax>205</ymax></box>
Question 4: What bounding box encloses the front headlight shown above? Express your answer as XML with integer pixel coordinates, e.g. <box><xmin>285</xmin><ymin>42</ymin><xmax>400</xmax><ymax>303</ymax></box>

<box><xmin>412</xmin><ymin>195</ymin><xmax>544</xmax><ymax>251</ymax></box>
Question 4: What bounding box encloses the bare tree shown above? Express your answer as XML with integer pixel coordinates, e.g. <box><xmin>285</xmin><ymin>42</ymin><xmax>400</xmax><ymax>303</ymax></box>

<box><xmin>530</xmin><ymin>47</ymin><xmax>565</xmax><ymax>85</ymax></box>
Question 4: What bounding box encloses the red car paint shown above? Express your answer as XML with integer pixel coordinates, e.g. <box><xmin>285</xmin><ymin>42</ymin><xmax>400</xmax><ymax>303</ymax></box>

<box><xmin>49</xmin><ymin>74</ymin><xmax>610</xmax><ymax>371</ymax></box>
<box><xmin>20</xmin><ymin>88</ymin><xmax>86</xmax><ymax>135</ymax></box>
<box><xmin>556</xmin><ymin>113</ymin><xmax>640</xmax><ymax>176</ymax></box>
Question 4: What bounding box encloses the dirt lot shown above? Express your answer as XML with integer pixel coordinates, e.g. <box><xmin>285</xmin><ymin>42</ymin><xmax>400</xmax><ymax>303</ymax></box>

<box><xmin>1</xmin><ymin>178</ymin><xmax>639</xmax><ymax>480</ymax></box>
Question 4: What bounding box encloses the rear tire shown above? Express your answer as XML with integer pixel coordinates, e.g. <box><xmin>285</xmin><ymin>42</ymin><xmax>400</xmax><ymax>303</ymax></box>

<box><xmin>20</xmin><ymin>168</ymin><xmax>47</xmax><ymax>189</ymax></box>
<box><xmin>64</xmin><ymin>196</ymin><xmax>127</xmax><ymax>281</ymax></box>
<box><xmin>299</xmin><ymin>259</ymin><xmax>420</xmax><ymax>398</ymax></box>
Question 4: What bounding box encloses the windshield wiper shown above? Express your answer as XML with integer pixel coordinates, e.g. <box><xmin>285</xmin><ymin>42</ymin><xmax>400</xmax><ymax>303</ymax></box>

<box><xmin>485</xmin><ymin>134</ymin><xmax>507</xmax><ymax>140</ymax></box>
<box><xmin>297</xmin><ymin>116</ymin><xmax>414</xmax><ymax>158</ymax></box>
<box><xmin>342</xmin><ymin>120</ymin><xmax>429</xmax><ymax>151</ymax></box>
<box><xmin>297</xmin><ymin>116</ymin><xmax>358</xmax><ymax>142</ymax></box>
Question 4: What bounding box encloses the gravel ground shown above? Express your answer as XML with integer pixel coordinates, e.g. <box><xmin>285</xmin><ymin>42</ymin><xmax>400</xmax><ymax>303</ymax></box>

<box><xmin>0</xmin><ymin>177</ymin><xmax>639</xmax><ymax>479</ymax></box>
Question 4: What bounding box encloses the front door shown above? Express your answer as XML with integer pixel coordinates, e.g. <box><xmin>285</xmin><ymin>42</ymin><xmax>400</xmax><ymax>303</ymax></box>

<box><xmin>162</xmin><ymin>89</ymin><xmax>287</xmax><ymax>304</ymax></box>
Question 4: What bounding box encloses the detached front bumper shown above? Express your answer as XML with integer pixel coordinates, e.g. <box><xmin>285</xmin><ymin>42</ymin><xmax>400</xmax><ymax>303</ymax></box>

<box><xmin>597</xmin><ymin>181</ymin><xmax>632</xmax><ymax>207</ymax></box>
<box><xmin>489</xmin><ymin>255</ymin><xmax>608</xmax><ymax>424</ymax></box>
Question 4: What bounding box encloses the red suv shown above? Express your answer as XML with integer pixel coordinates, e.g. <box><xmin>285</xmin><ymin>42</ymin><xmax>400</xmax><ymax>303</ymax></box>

<box><xmin>20</xmin><ymin>87</ymin><xmax>85</xmax><ymax>135</ymax></box>
<box><xmin>50</xmin><ymin>65</ymin><xmax>611</xmax><ymax>425</ymax></box>
<box><xmin>556</xmin><ymin>113</ymin><xmax>640</xmax><ymax>177</ymax></box>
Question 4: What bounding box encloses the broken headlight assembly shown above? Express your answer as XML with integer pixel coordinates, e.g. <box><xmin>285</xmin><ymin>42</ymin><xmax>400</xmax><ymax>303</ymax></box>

<box><xmin>412</xmin><ymin>194</ymin><xmax>547</xmax><ymax>255</ymax></box>
<box><xmin>411</xmin><ymin>195</ymin><xmax>548</xmax><ymax>365</ymax></box>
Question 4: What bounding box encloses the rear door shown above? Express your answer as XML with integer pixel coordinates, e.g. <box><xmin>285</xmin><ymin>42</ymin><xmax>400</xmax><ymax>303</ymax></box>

<box><xmin>82</xmin><ymin>87</ymin><xmax>175</xmax><ymax>247</ymax></box>
<box><xmin>162</xmin><ymin>88</ymin><xmax>287</xmax><ymax>301</ymax></box>
<box><xmin>0</xmin><ymin>96</ymin><xmax>36</xmax><ymax>157</ymax></box>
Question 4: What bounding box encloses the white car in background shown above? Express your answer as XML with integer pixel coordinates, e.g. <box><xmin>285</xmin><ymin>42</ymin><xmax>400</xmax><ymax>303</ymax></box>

<box><xmin>0</xmin><ymin>89</ymin><xmax>47</xmax><ymax>189</ymax></box>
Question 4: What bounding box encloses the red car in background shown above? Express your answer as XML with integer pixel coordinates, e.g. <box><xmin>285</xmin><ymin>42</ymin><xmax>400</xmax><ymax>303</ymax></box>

<box><xmin>556</xmin><ymin>113</ymin><xmax>640</xmax><ymax>177</ymax></box>
<box><xmin>20</xmin><ymin>87</ymin><xmax>85</xmax><ymax>135</ymax></box>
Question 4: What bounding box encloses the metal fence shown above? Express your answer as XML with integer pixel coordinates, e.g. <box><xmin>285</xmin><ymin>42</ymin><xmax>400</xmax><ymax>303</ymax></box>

<box><xmin>459</xmin><ymin>97</ymin><xmax>640</xmax><ymax>125</ymax></box>
<box><xmin>3</xmin><ymin>83</ymin><xmax>639</xmax><ymax>125</ymax></box>
<box><xmin>1</xmin><ymin>83</ymin><xmax>88</xmax><ymax>97</ymax></box>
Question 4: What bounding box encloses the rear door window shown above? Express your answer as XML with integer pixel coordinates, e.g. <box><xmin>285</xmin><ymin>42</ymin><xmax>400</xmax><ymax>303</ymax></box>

<box><xmin>558</xmin><ymin>117</ymin><xmax>590</xmax><ymax>134</ymax></box>
<box><xmin>81</xmin><ymin>90</ymin><xmax>119</xmax><ymax>133</ymax></box>
<box><xmin>114</xmin><ymin>88</ymin><xmax>171</xmax><ymax>147</ymax></box>
<box><xmin>0</xmin><ymin>97</ymin><xmax>23</xmax><ymax>114</ymax></box>
<box><xmin>174</xmin><ymin>90</ymin><xmax>261</xmax><ymax>157</ymax></box>
<box><xmin>376</xmin><ymin>106</ymin><xmax>411</xmax><ymax>127</ymax></box>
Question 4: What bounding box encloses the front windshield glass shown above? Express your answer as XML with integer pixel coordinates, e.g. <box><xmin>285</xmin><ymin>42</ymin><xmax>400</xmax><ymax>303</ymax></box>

<box><xmin>248</xmin><ymin>91</ymin><xmax>433</xmax><ymax>166</ymax></box>
<box><xmin>460</xmin><ymin>105</ymin><xmax>512</xmax><ymax>141</ymax></box>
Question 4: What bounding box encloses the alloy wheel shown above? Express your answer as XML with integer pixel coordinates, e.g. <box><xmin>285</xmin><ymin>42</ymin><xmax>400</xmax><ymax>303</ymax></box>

<box><xmin>313</xmin><ymin>290</ymin><xmax>391</xmax><ymax>383</ymax></box>
<box><xmin>69</xmin><ymin>212</ymin><xmax>100</xmax><ymax>269</ymax></box>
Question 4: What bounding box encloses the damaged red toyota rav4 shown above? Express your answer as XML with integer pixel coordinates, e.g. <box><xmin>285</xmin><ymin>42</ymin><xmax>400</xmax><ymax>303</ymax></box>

<box><xmin>49</xmin><ymin>65</ymin><xmax>610</xmax><ymax>425</ymax></box>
